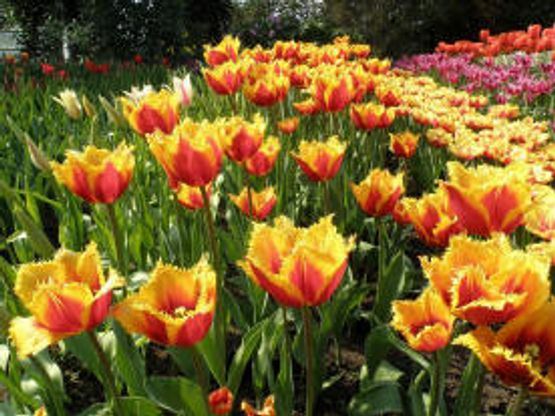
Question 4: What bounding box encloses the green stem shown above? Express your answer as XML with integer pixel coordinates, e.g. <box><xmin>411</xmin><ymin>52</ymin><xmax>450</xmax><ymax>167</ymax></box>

<box><xmin>86</xmin><ymin>331</ymin><xmax>123</xmax><ymax>416</ymax></box>
<box><xmin>302</xmin><ymin>307</ymin><xmax>315</xmax><ymax>416</ymax></box>
<box><xmin>322</xmin><ymin>181</ymin><xmax>331</xmax><ymax>215</ymax></box>
<box><xmin>245</xmin><ymin>173</ymin><xmax>254</xmax><ymax>219</ymax></box>
<box><xmin>29</xmin><ymin>356</ymin><xmax>66</xmax><ymax>416</ymax></box>
<box><xmin>428</xmin><ymin>351</ymin><xmax>441</xmax><ymax>416</ymax></box>
<box><xmin>472</xmin><ymin>362</ymin><xmax>485</xmax><ymax>415</ymax></box>
<box><xmin>106</xmin><ymin>203</ymin><xmax>125</xmax><ymax>275</ymax></box>
<box><xmin>282</xmin><ymin>307</ymin><xmax>291</xmax><ymax>360</ymax></box>
<box><xmin>200</xmin><ymin>185</ymin><xmax>226</xmax><ymax>378</ymax></box>
<box><xmin>506</xmin><ymin>386</ymin><xmax>528</xmax><ymax>416</ymax></box>
<box><xmin>191</xmin><ymin>347</ymin><xmax>209</xmax><ymax>395</ymax></box>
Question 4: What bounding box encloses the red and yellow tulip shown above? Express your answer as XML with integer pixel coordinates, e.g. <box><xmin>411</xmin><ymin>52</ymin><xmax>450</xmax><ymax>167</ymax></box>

<box><xmin>389</xmin><ymin>131</ymin><xmax>420</xmax><ymax>159</ymax></box>
<box><xmin>350</xmin><ymin>102</ymin><xmax>396</xmax><ymax>131</ymax></box>
<box><xmin>525</xmin><ymin>185</ymin><xmax>555</xmax><ymax>241</ymax></box>
<box><xmin>230</xmin><ymin>187</ymin><xmax>276</xmax><ymax>221</ymax></box>
<box><xmin>455</xmin><ymin>302</ymin><xmax>555</xmax><ymax>396</ymax></box>
<box><xmin>239</xmin><ymin>216</ymin><xmax>354</xmax><ymax>308</ymax></box>
<box><xmin>121</xmin><ymin>89</ymin><xmax>179</xmax><ymax>136</ymax></box>
<box><xmin>112</xmin><ymin>257</ymin><xmax>216</xmax><ymax>347</ymax></box>
<box><xmin>311</xmin><ymin>72</ymin><xmax>354</xmax><ymax>113</ymax></box>
<box><xmin>441</xmin><ymin>162</ymin><xmax>531</xmax><ymax>237</ymax></box>
<box><xmin>351</xmin><ymin>169</ymin><xmax>404</xmax><ymax>217</ymax></box>
<box><xmin>208</xmin><ymin>387</ymin><xmax>233</xmax><ymax>415</ymax></box>
<box><xmin>204</xmin><ymin>35</ymin><xmax>240</xmax><ymax>67</ymax></box>
<box><xmin>241</xmin><ymin>395</ymin><xmax>275</xmax><ymax>416</ymax></box>
<box><xmin>243</xmin><ymin>62</ymin><xmax>290</xmax><ymax>107</ymax></box>
<box><xmin>175</xmin><ymin>183</ymin><xmax>210</xmax><ymax>211</ymax></box>
<box><xmin>51</xmin><ymin>143</ymin><xmax>134</xmax><ymax>204</ymax></box>
<box><xmin>391</xmin><ymin>287</ymin><xmax>454</xmax><ymax>352</ymax></box>
<box><xmin>277</xmin><ymin>117</ymin><xmax>300</xmax><ymax>135</ymax></box>
<box><xmin>243</xmin><ymin>136</ymin><xmax>281</xmax><ymax>177</ymax></box>
<box><xmin>291</xmin><ymin>136</ymin><xmax>346</xmax><ymax>182</ymax></box>
<box><xmin>422</xmin><ymin>234</ymin><xmax>550</xmax><ymax>326</ymax></box>
<box><xmin>9</xmin><ymin>243</ymin><xmax>123</xmax><ymax>358</ymax></box>
<box><xmin>203</xmin><ymin>61</ymin><xmax>244</xmax><ymax>96</ymax></box>
<box><xmin>220</xmin><ymin>114</ymin><xmax>266</xmax><ymax>163</ymax></box>
<box><xmin>148</xmin><ymin>118</ymin><xmax>223</xmax><ymax>188</ymax></box>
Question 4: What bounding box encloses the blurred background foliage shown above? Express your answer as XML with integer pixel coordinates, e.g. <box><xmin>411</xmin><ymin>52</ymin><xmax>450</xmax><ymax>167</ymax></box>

<box><xmin>1</xmin><ymin>0</ymin><xmax>554</xmax><ymax>61</ymax></box>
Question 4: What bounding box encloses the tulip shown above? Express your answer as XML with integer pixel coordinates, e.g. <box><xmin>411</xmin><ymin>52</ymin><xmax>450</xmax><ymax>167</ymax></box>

<box><xmin>394</xmin><ymin>191</ymin><xmax>463</xmax><ymax>247</ymax></box>
<box><xmin>121</xmin><ymin>89</ymin><xmax>179</xmax><ymax>136</ymax></box>
<box><xmin>53</xmin><ymin>89</ymin><xmax>83</xmax><ymax>119</ymax></box>
<box><xmin>239</xmin><ymin>215</ymin><xmax>354</xmax><ymax>308</ymax></box>
<box><xmin>243</xmin><ymin>63</ymin><xmax>290</xmax><ymax>107</ymax></box>
<box><xmin>291</xmin><ymin>136</ymin><xmax>346</xmax><ymax>182</ymax></box>
<box><xmin>441</xmin><ymin>162</ymin><xmax>531</xmax><ymax>237</ymax></box>
<box><xmin>455</xmin><ymin>301</ymin><xmax>555</xmax><ymax>396</ymax></box>
<box><xmin>350</xmin><ymin>102</ymin><xmax>396</xmax><ymax>131</ymax></box>
<box><xmin>203</xmin><ymin>61</ymin><xmax>244</xmax><ymax>96</ymax></box>
<box><xmin>9</xmin><ymin>243</ymin><xmax>124</xmax><ymax>358</ymax></box>
<box><xmin>172</xmin><ymin>74</ymin><xmax>193</xmax><ymax>107</ymax></box>
<box><xmin>293</xmin><ymin>98</ymin><xmax>321</xmax><ymax>116</ymax></box>
<box><xmin>351</xmin><ymin>169</ymin><xmax>404</xmax><ymax>217</ymax></box>
<box><xmin>230</xmin><ymin>187</ymin><xmax>276</xmax><ymax>221</ymax></box>
<box><xmin>148</xmin><ymin>118</ymin><xmax>223</xmax><ymax>188</ymax></box>
<box><xmin>204</xmin><ymin>35</ymin><xmax>240</xmax><ymax>67</ymax></box>
<box><xmin>375</xmin><ymin>84</ymin><xmax>402</xmax><ymax>107</ymax></box>
<box><xmin>220</xmin><ymin>114</ymin><xmax>266</xmax><ymax>163</ymax></box>
<box><xmin>175</xmin><ymin>183</ymin><xmax>210</xmax><ymax>211</ymax></box>
<box><xmin>243</xmin><ymin>136</ymin><xmax>281</xmax><ymax>177</ymax></box>
<box><xmin>208</xmin><ymin>387</ymin><xmax>233</xmax><ymax>415</ymax></box>
<box><xmin>391</xmin><ymin>287</ymin><xmax>454</xmax><ymax>352</ymax></box>
<box><xmin>525</xmin><ymin>185</ymin><xmax>555</xmax><ymax>241</ymax></box>
<box><xmin>527</xmin><ymin>241</ymin><xmax>555</xmax><ymax>266</ymax></box>
<box><xmin>312</xmin><ymin>72</ymin><xmax>354</xmax><ymax>113</ymax></box>
<box><xmin>51</xmin><ymin>143</ymin><xmax>134</xmax><ymax>204</ymax></box>
<box><xmin>112</xmin><ymin>257</ymin><xmax>216</xmax><ymax>348</ymax></box>
<box><xmin>422</xmin><ymin>234</ymin><xmax>550</xmax><ymax>326</ymax></box>
<box><xmin>277</xmin><ymin>117</ymin><xmax>299</xmax><ymax>135</ymax></box>
<box><xmin>389</xmin><ymin>131</ymin><xmax>420</xmax><ymax>159</ymax></box>
<box><xmin>241</xmin><ymin>395</ymin><xmax>275</xmax><ymax>416</ymax></box>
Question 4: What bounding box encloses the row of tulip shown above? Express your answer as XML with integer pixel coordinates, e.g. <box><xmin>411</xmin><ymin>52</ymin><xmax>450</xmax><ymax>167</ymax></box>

<box><xmin>0</xmin><ymin>32</ymin><xmax>553</xmax><ymax>416</ymax></box>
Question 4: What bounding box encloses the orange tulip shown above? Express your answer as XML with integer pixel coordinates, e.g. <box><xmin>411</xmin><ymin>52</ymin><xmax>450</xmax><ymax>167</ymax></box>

<box><xmin>230</xmin><ymin>187</ymin><xmax>276</xmax><ymax>221</ymax></box>
<box><xmin>375</xmin><ymin>84</ymin><xmax>402</xmax><ymax>107</ymax></box>
<box><xmin>455</xmin><ymin>302</ymin><xmax>555</xmax><ymax>396</ymax></box>
<box><xmin>241</xmin><ymin>395</ymin><xmax>275</xmax><ymax>416</ymax></box>
<box><xmin>277</xmin><ymin>117</ymin><xmax>299</xmax><ymax>135</ymax></box>
<box><xmin>291</xmin><ymin>136</ymin><xmax>346</xmax><ymax>182</ymax></box>
<box><xmin>51</xmin><ymin>143</ymin><xmax>134</xmax><ymax>204</ymax></box>
<box><xmin>148</xmin><ymin>118</ymin><xmax>223</xmax><ymax>188</ymax></box>
<box><xmin>112</xmin><ymin>257</ymin><xmax>216</xmax><ymax>347</ymax></box>
<box><xmin>243</xmin><ymin>136</ymin><xmax>281</xmax><ymax>177</ymax></box>
<box><xmin>351</xmin><ymin>169</ymin><xmax>404</xmax><ymax>217</ymax></box>
<box><xmin>9</xmin><ymin>243</ymin><xmax>124</xmax><ymax>358</ymax></box>
<box><xmin>204</xmin><ymin>35</ymin><xmax>240</xmax><ymax>67</ymax></box>
<box><xmin>422</xmin><ymin>234</ymin><xmax>550</xmax><ymax>326</ymax></box>
<box><xmin>441</xmin><ymin>162</ymin><xmax>532</xmax><ymax>237</ymax></box>
<box><xmin>350</xmin><ymin>102</ymin><xmax>396</xmax><ymax>131</ymax></box>
<box><xmin>121</xmin><ymin>89</ymin><xmax>179</xmax><ymax>136</ymax></box>
<box><xmin>243</xmin><ymin>62</ymin><xmax>290</xmax><ymax>107</ymax></box>
<box><xmin>220</xmin><ymin>114</ymin><xmax>266</xmax><ymax>162</ymax></box>
<box><xmin>395</xmin><ymin>191</ymin><xmax>463</xmax><ymax>247</ymax></box>
<box><xmin>525</xmin><ymin>185</ymin><xmax>555</xmax><ymax>240</ymax></box>
<box><xmin>208</xmin><ymin>387</ymin><xmax>233</xmax><ymax>415</ymax></box>
<box><xmin>175</xmin><ymin>183</ymin><xmax>210</xmax><ymax>211</ymax></box>
<box><xmin>312</xmin><ymin>72</ymin><xmax>354</xmax><ymax>113</ymax></box>
<box><xmin>293</xmin><ymin>98</ymin><xmax>321</xmax><ymax>116</ymax></box>
<box><xmin>203</xmin><ymin>61</ymin><xmax>244</xmax><ymax>96</ymax></box>
<box><xmin>389</xmin><ymin>131</ymin><xmax>420</xmax><ymax>159</ymax></box>
<box><xmin>391</xmin><ymin>287</ymin><xmax>454</xmax><ymax>352</ymax></box>
<box><xmin>239</xmin><ymin>216</ymin><xmax>354</xmax><ymax>308</ymax></box>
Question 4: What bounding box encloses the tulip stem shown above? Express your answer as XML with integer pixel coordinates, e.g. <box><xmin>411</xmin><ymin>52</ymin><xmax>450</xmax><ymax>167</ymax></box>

<box><xmin>106</xmin><ymin>203</ymin><xmax>126</xmax><ymax>276</ymax></box>
<box><xmin>87</xmin><ymin>330</ymin><xmax>123</xmax><ymax>416</ymax></box>
<box><xmin>245</xmin><ymin>173</ymin><xmax>254</xmax><ymax>219</ymax></box>
<box><xmin>322</xmin><ymin>181</ymin><xmax>331</xmax><ymax>215</ymax></box>
<box><xmin>428</xmin><ymin>351</ymin><xmax>441</xmax><ymax>416</ymax></box>
<box><xmin>191</xmin><ymin>346</ymin><xmax>209</xmax><ymax>395</ymax></box>
<box><xmin>507</xmin><ymin>386</ymin><xmax>528</xmax><ymax>416</ymax></box>
<box><xmin>200</xmin><ymin>185</ymin><xmax>226</xmax><ymax>377</ymax></box>
<box><xmin>302</xmin><ymin>307</ymin><xmax>315</xmax><ymax>416</ymax></box>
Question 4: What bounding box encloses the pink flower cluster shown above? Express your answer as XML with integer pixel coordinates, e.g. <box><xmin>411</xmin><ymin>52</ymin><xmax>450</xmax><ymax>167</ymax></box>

<box><xmin>396</xmin><ymin>52</ymin><xmax>555</xmax><ymax>104</ymax></box>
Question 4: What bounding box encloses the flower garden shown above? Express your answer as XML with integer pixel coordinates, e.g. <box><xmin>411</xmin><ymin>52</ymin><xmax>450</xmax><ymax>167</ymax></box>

<box><xmin>0</xmin><ymin>21</ymin><xmax>554</xmax><ymax>416</ymax></box>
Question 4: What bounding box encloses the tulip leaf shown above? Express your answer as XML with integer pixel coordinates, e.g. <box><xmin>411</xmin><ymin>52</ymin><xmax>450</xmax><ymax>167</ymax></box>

<box><xmin>12</xmin><ymin>206</ymin><xmax>55</xmax><ymax>259</ymax></box>
<box><xmin>77</xmin><ymin>402</ymin><xmax>110</xmax><ymax>416</ymax></box>
<box><xmin>372</xmin><ymin>251</ymin><xmax>405</xmax><ymax>322</ymax></box>
<box><xmin>63</xmin><ymin>333</ymin><xmax>104</xmax><ymax>384</ymax></box>
<box><xmin>274</xmin><ymin>332</ymin><xmax>293</xmax><ymax>416</ymax></box>
<box><xmin>196</xmin><ymin>326</ymin><xmax>226</xmax><ymax>386</ymax></box>
<box><xmin>113</xmin><ymin>321</ymin><xmax>147</xmax><ymax>397</ymax></box>
<box><xmin>120</xmin><ymin>396</ymin><xmax>162</xmax><ymax>415</ymax></box>
<box><xmin>227</xmin><ymin>313</ymin><xmax>272</xmax><ymax>395</ymax></box>
<box><xmin>146</xmin><ymin>376</ymin><xmax>208</xmax><ymax>416</ymax></box>
<box><xmin>363</xmin><ymin>325</ymin><xmax>393</xmax><ymax>381</ymax></box>
<box><xmin>348</xmin><ymin>380</ymin><xmax>404</xmax><ymax>416</ymax></box>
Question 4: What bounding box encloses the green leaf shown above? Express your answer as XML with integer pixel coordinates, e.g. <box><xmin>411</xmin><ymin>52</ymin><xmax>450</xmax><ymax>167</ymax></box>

<box><xmin>63</xmin><ymin>333</ymin><xmax>104</xmax><ymax>383</ymax></box>
<box><xmin>77</xmin><ymin>402</ymin><xmax>110</xmax><ymax>416</ymax></box>
<box><xmin>227</xmin><ymin>314</ymin><xmax>272</xmax><ymax>395</ymax></box>
<box><xmin>363</xmin><ymin>325</ymin><xmax>393</xmax><ymax>380</ymax></box>
<box><xmin>196</xmin><ymin>325</ymin><xmax>225</xmax><ymax>386</ymax></box>
<box><xmin>274</xmin><ymin>336</ymin><xmax>293</xmax><ymax>416</ymax></box>
<box><xmin>120</xmin><ymin>396</ymin><xmax>162</xmax><ymax>416</ymax></box>
<box><xmin>113</xmin><ymin>321</ymin><xmax>147</xmax><ymax>397</ymax></box>
<box><xmin>372</xmin><ymin>251</ymin><xmax>405</xmax><ymax>322</ymax></box>
<box><xmin>348</xmin><ymin>381</ymin><xmax>404</xmax><ymax>416</ymax></box>
<box><xmin>453</xmin><ymin>353</ymin><xmax>484</xmax><ymax>416</ymax></box>
<box><xmin>146</xmin><ymin>376</ymin><xmax>208</xmax><ymax>416</ymax></box>
<box><xmin>12</xmin><ymin>206</ymin><xmax>55</xmax><ymax>259</ymax></box>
